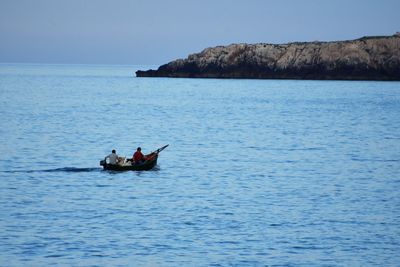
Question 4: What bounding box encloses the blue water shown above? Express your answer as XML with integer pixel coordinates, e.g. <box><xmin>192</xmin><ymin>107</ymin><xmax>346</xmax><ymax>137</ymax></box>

<box><xmin>0</xmin><ymin>64</ymin><xmax>399</xmax><ymax>266</ymax></box>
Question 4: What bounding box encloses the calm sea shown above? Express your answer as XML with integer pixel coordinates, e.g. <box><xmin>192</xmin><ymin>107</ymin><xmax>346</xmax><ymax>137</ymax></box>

<box><xmin>0</xmin><ymin>64</ymin><xmax>399</xmax><ymax>266</ymax></box>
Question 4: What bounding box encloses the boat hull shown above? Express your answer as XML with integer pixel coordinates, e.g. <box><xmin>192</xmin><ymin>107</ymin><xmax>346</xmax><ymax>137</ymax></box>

<box><xmin>100</xmin><ymin>156</ymin><xmax>158</xmax><ymax>171</ymax></box>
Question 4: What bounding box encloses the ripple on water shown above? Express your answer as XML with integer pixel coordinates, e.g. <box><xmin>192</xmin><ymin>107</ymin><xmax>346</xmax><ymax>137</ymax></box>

<box><xmin>1</xmin><ymin>65</ymin><xmax>400</xmax><ymax>266</ymax></box>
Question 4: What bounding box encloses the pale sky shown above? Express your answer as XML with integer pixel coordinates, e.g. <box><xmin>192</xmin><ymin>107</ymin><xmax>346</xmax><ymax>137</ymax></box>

<box><xmin>0</xmin><ymin>0</ymin><xmax>399</xmax><ymax>65</ymax></box>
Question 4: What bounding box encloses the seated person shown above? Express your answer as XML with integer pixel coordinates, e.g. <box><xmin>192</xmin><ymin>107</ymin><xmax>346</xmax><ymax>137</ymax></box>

<box><xmin>105</xmin><ymin>149</ymin><xmax>119</xmax><ymax>165</ymax></box>
<box><xmin>132</xmin><ymin>147</ymin><xmax>146</xmax><ymax>164</ymax></box>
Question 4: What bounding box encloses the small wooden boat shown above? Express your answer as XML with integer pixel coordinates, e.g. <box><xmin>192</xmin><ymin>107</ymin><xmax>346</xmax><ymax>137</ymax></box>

<box><xmin>100</xmin><ymin>145</ymin><xmax>168</xmax><ymax>171</ymax></box>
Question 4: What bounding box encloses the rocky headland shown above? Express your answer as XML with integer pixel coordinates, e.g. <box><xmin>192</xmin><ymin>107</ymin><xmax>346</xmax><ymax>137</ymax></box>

<box><xmin>136</xmin><ymin>33</ymin><xmax>400</xmax><ymax>80</ymax></box>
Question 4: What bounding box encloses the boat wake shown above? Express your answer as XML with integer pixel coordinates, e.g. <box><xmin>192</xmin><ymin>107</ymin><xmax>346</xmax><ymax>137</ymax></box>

<box><xmin>41</xmin><ymin>167</ymin><xmax>102</xmax><ymax>173</ymax></box>
<box><xmin>1</xmin><ymin>167</ymin><xmax>102</xmax><ymax>173</ymax></box>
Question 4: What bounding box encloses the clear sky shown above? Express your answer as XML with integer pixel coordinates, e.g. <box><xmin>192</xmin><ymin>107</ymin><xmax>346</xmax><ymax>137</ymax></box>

<box><xmin>1</xmin><ymin>0</ymin><xmax>399</xmax><ymax>65</ymax></box>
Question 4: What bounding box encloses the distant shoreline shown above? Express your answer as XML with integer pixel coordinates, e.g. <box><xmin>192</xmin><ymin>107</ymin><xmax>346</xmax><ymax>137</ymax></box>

<box><xmin>136</xmin><ymin>33</ymin><xmax>400</xmax><ymax>81</ymax></box>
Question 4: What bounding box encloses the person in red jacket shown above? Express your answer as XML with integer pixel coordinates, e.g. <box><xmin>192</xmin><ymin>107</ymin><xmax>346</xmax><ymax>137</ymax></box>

<box><xmin>132</xmin><ymin>147</ymin><xmax>146</xmax><ymax>164</ymax></box>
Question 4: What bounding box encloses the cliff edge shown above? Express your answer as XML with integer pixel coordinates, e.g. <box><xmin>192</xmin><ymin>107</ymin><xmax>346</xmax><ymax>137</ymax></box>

<box><xmin>136</xmin><ymin>33</ymin><xmax>400</xmax><ymax>80</ymax></box>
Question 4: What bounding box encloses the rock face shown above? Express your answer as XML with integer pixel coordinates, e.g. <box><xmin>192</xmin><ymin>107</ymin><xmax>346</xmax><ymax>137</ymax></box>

<box><xmin>136</xmin><ymin>34</ymin><xmax>400</xmax><ymax>80</ymax></box>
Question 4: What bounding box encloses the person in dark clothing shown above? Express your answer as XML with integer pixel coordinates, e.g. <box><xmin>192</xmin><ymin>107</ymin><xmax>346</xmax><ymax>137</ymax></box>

<box><xmin>132</xmin><ymin>147</ymin><xmax>146</xmax><ymax>164</ymax></box>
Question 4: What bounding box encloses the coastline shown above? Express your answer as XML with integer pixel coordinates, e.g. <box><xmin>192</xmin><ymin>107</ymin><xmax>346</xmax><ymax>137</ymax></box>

<box><xmin>136</xmin><ymin>33</ymin><xmax>400</xmax><ymax>81</ymax></box>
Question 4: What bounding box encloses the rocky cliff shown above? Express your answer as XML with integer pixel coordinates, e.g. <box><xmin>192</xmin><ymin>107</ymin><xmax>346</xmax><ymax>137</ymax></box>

<box><xmin>136</xmin><ymin>33</ymin><xmax>400</xmax><ymax>80</ymax></box>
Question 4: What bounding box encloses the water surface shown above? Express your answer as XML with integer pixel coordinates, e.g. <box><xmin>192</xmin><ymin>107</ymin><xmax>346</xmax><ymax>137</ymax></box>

<box><xmin>0</xmin><ymin>64</ymin><xmax>399</xmax><ymax>266</ymax></box>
